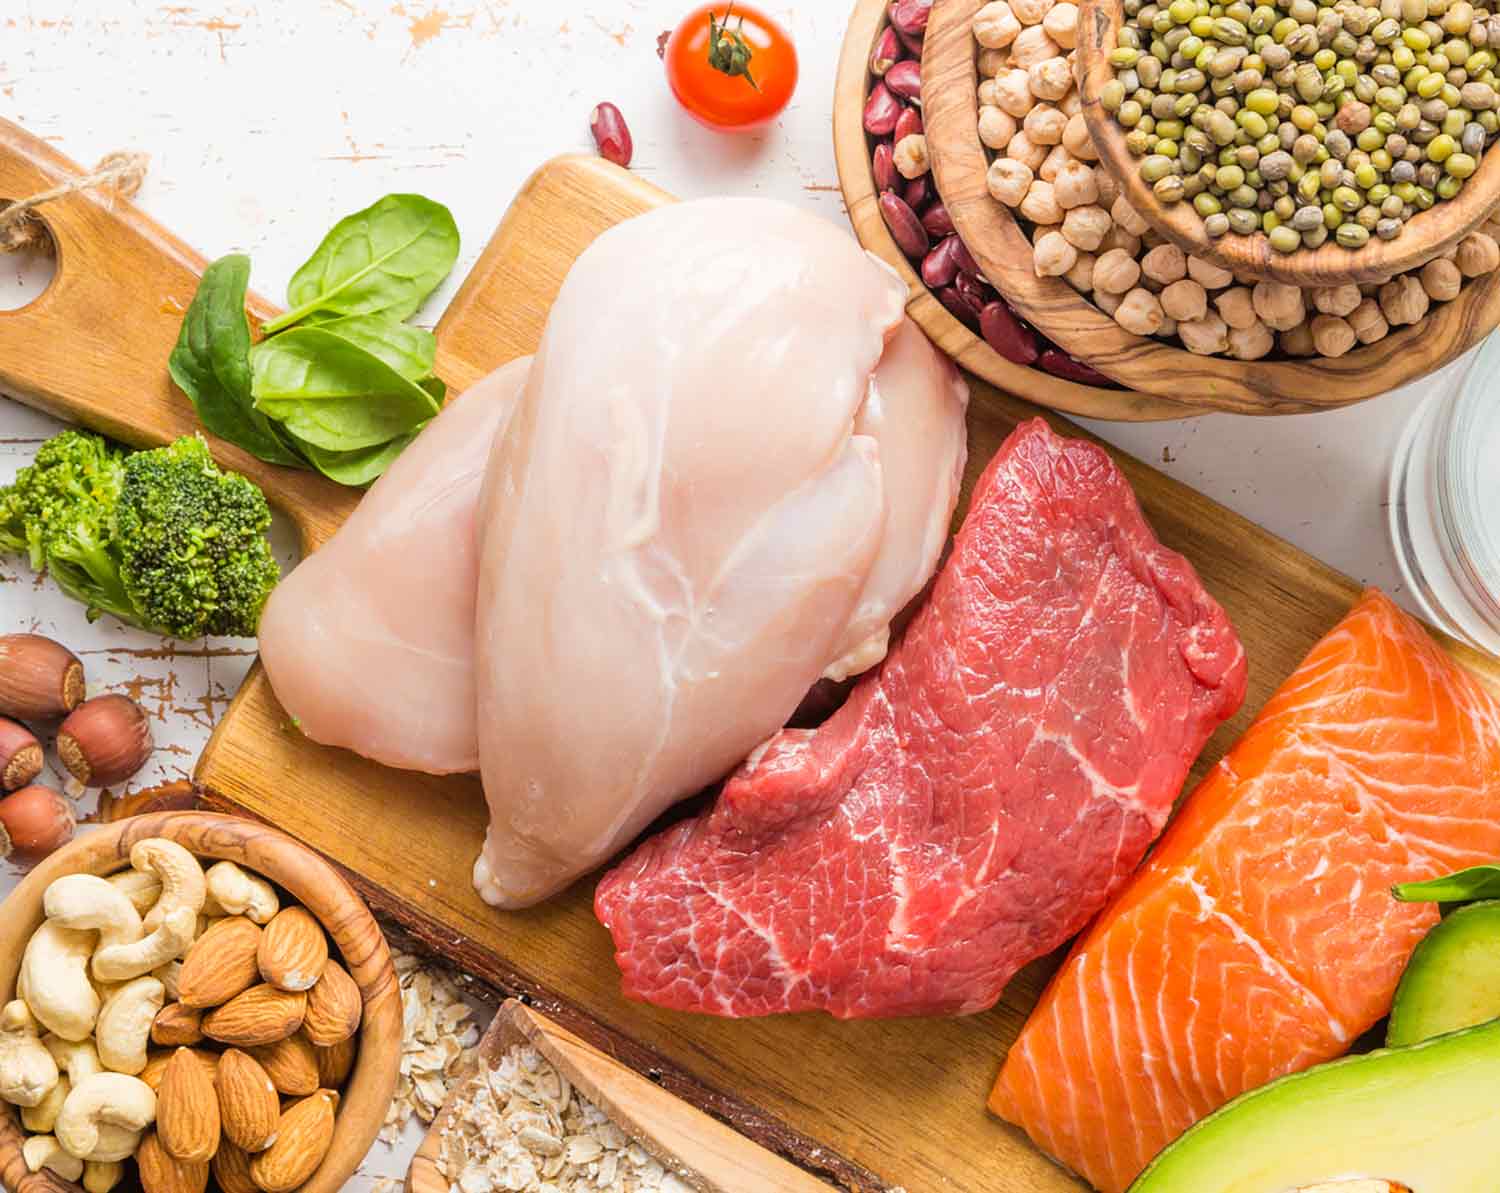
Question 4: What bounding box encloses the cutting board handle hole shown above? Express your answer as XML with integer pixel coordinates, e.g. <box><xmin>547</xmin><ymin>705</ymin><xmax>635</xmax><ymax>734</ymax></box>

<box><xmin>0</xmin><ymin>207</ymin><xmax>57</xmax><ymax>312</ymax></box>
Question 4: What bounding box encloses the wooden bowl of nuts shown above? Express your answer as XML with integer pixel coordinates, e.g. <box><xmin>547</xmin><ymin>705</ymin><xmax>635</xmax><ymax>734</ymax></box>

<box><xmin>915</xmin><ymin>0</ymin><xmax>1500</xmax><ymax>412</ymax></box>
<box><xmin>0</xmin><ymin>811</ymin><xmax>401</xmax><ymax>1193</ymax></box>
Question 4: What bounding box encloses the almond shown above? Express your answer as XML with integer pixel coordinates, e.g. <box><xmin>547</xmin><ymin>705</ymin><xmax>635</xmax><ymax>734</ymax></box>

<box><xmin>158</xmin><ymin>1047</ymin><xmax>220</xmax><ymax>1163</ymax></box>
<box><xmin>249</xmin><ymin>1090</ymin><xmax>337</xmax><ymax>1193</ymax></box>
<box><xmin>216</xmin><ymin>1048</ymin><xmax>281</xmax><ymax>1153</ymax></box>
<box><xmin>151</xmin><ymin>1003</ymin><xmax>204</xmax><ymax>1047</ymax></box>
<box><xmin>211</xmin><ymin>1141</ymin><xmax>260</xmax><ymax>1193</ymax></box>
<box><xmin>202</xmin><ymin>983</ymin><xmax>306</xmax><ymax>1047</ymax></box>
<box><xmin>142</xmin><ymin>1047</ymin><xmax>217</xmax><ymax>1093</ymax></box>
<box><xmin>137</xmin><ymin>1129</ymin><xmax>209</xmax><ymax>1193</ymax></box>
<box><xmin>257</xmin><ymin>908</ymin><xmax>328</xmax><ymax>993</ymax></box>
<box><xmin>178</xmin><ymin>916</ymin><xmax>262</xmax><ymax>1008</ymax></box>
<box><xmin>249</xmin><ymin>1032</ymin><xmax>320</xmax><ymax>1096</ymax></box>
<box><xmin>302</xmin><ymin>958</ymin><xmax>362</xmax><ymax>1046</ymax></box>
<box><xmin>314</xmin><ymin>1035</ymin><xmax>356</xmax><ymax>1089</ymax></box>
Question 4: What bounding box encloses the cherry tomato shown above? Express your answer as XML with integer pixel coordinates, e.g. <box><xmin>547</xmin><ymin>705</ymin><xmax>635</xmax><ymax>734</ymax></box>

<box><xmin>664</xmin><ymin>3</ymin><xmax>798</xmax><ymax>132</ymax></box>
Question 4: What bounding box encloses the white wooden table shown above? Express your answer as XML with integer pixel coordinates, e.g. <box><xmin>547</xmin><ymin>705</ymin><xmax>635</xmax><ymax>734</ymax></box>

<box><xmin>0</xmin><ymin>1</ymin><xmax>1465</xmax><ymax>1186</ymax></box>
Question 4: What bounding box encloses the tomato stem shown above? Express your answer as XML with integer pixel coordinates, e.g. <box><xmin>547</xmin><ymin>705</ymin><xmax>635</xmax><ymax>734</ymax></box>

<box><xmin>707</xmin><ymin>4</ymin><xmax>760</xmax><ymax>91</ymax></box>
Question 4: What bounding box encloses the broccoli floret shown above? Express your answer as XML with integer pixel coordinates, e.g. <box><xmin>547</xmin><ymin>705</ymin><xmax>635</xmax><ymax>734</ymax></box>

<box><xmin>115</xmin><ymin>435</ymin><xmax>280</xmax><ymax>639</ymax></box>
<box><xmin>0</xmin><ymin>430</ymin><xmax>279</xmax><ymax>639</ymax></box>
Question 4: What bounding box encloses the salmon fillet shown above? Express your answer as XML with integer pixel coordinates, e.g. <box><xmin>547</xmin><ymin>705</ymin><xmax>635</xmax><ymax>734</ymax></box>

<box><xmin>991</xmin><ymin>590</ymin><xmax>1500</xmax><ymax>1192</ymax></box>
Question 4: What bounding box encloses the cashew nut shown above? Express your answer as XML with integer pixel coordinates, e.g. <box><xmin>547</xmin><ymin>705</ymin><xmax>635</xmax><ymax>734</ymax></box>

<box><xmin>106</xmin><ymin>869</ymin><xmax>162</xmax><ymax>916</ymax></box>
<box><xmin>84</xmin><ymin>1160</ymin><xmax>126</xmax><ymax>1193</ymax></box>
<box><xmin>19</xmin><ymin>920</ymin><xmax>99</xmax><ymax>1041</ymax></box>
<box><xmin>135</xmin><ymin>839</ymin><xmax>205</xmax><ymax>932</ymax></box>
<box><xmin>45</xmin><ymin>1034</ymin><xmax>103</xmax><ymax>1084</ymax></box>
<box><xmin>93</xmin><ymin>841</ymin><xmax>204</xmax><ymax>980</ymax></box>
<box><xmin>95</xmin><ymin>976</ymin><xmax>163</xmax><ymax>1075</ymax></box>
<box><xmin>46</xmin><ymin>874</ymin><xmax>146</xmax><ymax>958</ymax></box>
<box><xmin>23</xmin><ymin>1134</ymin><xmax>85</xmax><ymax>1182</ymax></box>
<box><xmin>0</xmin><ymin>999</ymin><xmax>60</xmax><ymax>1108</ymax></box>
<box><xmin>21</xmin><ymin>1074</ymin><xmax>68</xmax><ymax>1132</ymax></box>
<box><xmin>154</xmin><ymin>960</ymin><xmax>182</xmax><ymax>1002</ymax></box>
<box><xmin>85</xmin><ymin>1124</ymin><xmax>145</xmax><ymax>1164</ymax></box>
<box><xmin>205</xmin><ymin>860</ymin><xmax>279</xmax><ymax>924</ymax></box>
<box><xmin>55</xmin><ymin>1071</ymin><xmax>156</xmax><ymax>1161</ymax></box>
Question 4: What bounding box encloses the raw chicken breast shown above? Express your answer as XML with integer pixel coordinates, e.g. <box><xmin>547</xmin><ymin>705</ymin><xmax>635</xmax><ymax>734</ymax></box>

<box><xmin>259</xmin><ymin>357</ymin><xmax>528</xmax><ymax>774</ymax></box>
<box><xmin>473</xmin><ymin>197</ymin><xmax>967</xmax><ymax>909</ymax></box>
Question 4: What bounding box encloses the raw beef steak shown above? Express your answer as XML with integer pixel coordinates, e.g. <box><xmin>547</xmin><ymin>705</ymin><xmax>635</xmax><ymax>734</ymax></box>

<box><xmin>594</xmin><ymin>419</ymin><xmax>1247</xmax><ymax>1019</ymax></box>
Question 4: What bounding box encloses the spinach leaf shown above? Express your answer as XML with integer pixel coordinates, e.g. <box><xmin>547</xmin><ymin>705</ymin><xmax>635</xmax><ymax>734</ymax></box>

<box><xmin>299</xmin><ymin>428</ymin><xmax>425</xmax><ymax>487</ymax></box>
<box><xmin>303</xmin><ymin>312</ymin><xmax>436</xmax><ymax>381</ymax></box>
<box><xmin>263</xmin><ymin>194</ymin><xmax>459</xmax><ymax>334</ymax></box>
<box><xmin>1393</xmin><ymin>864</ymin><xmax>1500</xmax><ymax>904</ymax></box>
<box><xmin>168</xmin><ymin>255</ymin><xmax>306</xmax><ymax>468</ymax></box>
<box><xmin>249</xmin><ymin>326</ymin><xmax>441</xmax><ymax>451</ymax></box>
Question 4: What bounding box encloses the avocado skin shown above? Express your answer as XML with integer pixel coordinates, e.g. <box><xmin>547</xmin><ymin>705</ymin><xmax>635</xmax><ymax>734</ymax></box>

<box><xmin>1388</xmin><ymin>900</ymin><xmax>1500</xmax><ymax>1047</ymax></box>
<box><xmin>1128</xmin><ymin>1018</ymin><xmax>1500</xmax><ymax>1193</ymax></box>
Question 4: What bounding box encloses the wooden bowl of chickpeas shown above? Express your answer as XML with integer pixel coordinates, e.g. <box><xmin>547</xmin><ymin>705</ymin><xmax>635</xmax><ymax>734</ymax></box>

<box><xmin>862</xmin><ymin>0</ymin><xmax>1500</xmax><ymax>413</ymax></box>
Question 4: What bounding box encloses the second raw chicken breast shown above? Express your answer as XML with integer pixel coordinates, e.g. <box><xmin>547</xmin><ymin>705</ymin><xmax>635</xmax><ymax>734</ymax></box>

<box><xmin>472</xmin><ymin>198</ymin><xmax>968</xmax><ymax>909</ymax></box>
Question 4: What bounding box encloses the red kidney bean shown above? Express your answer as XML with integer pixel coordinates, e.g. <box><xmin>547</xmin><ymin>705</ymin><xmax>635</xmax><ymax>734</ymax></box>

<box><xmin>921</xmin><ymin>201</ymin><xmax>956</xmax><ymax>238</ymax></box>
<box><xmin>980</xmin><ymin>301</ymin><xmax>1041</xmax><ymax>365</ymax></box>
<box><xmin>921</xmin><ymin>236</ymin><xmax>962</xmax><ymax>289</ymax></box>
<box><xmin>950</xmin><ymin>236</ymin><xmax>980</xmax><ymax>278</ymax></box>
<box><xmin>864</xmin><ymin>83</ymin><xmax>903</xmax><ymax>136</ymax></box>
<box><xmin>870</xmin><ymin>26</ymin><xmax>903</xmax><ymax>76</ymax></box>
<box><xmin>894</xmin><ymin>106</ymin><xmax>924</xmax><ymax>142</ymax></box>
<box><xmin>885</xmin><ymin>60</ymin><xmax>922</xmax><ymax>101</ymax></box>
<box><xmin>589</xmin><ymin>102</ymin><xmax>632</xmax><ymax>168</ymax></box>
<box><xmin>937</xmin><ymin>285</ymin><xmax>984</xmax><ymax>328</ymax></box>
<box><xmin>954</xmin><ymin>269</ymin><xmax>989</xmax><ymax>308</ymax></box>
<box><xmin>889</xmin><ymin>9</ymin><xmax>926</xmax><ymax>55</ymax></box>
<box><xmin>873</xmin><ymin>141</ymin><xmax>899</xmax><ymax>192</ymax></box>
<box><xmin>879</xmin><ymin>191</ymin><xmax>930</xmax><ymax>260</ymax></box>
<box><xmin>892</xmin><ymin>0</ymin><xmax>933</xmax><ymax>35</ymax></box>
<box><xmin>903</xmin><ymin>175</ymin><xmax>933</xmax><ymax>211</ymax></box>
<box><xmin>1038</xmin><ymin>349</ymin><xmax>1113</xmax><ymax>386</ymax></box>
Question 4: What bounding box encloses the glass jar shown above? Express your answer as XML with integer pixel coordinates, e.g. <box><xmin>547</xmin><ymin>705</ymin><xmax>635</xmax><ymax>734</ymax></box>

<box><xmin>1389</xmin><ymin>339</ymin><xmax>1500</xmax><ymax>656</ymax></box>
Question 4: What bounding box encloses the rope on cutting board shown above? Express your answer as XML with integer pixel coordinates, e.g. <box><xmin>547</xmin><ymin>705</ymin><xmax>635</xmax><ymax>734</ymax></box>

<box><xmin>0</xmin><ymin>150</ymin><xmax>149</xmax><ymax>254</ymax></box>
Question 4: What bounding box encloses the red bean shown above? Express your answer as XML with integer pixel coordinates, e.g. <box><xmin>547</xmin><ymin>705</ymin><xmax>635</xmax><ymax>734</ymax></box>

<box><xmin>955</xmin><ymin>269</ymin><xmax>989</xmax><ymax>307</ymax></box>
<box><xmin>885</xmin><ymin>60</ymin><xmax>922</xmax><ymax>101</ymax></box>
<box><xmin>589</xmin><ymin>102</ymin><xmax>633</xmax><ymax>168</ymax></box>
<box><xmin>950</xmin><ymin>236</ymin><xmax>980</xmax><ymax>278</ymax></box>
<box><xmin>980</xmin><ymin>301</ymin><xmax>1041</xmax><ymax>365</ymax></box>
<box><xmin>873</xmin><ymin>141</ymin><xmax>899</xmax><ymax>192</ymax></box>
<box><xmin>891</xmin><ymin>0</ymin><xmax>934</xmax><ymax>35</ymax></box>
<box><xmin>879</xmin><ymin>191</ymin><xmax>930</xmax><ymax>260</ymax></box>
<box><xmin>864</xmin><ymin>83</ymin><xmax>903</xmax><ymax>136</ymax></box>
<box><xmin>890</xmin><ymin>10</ymin><xmax>926</xmax><ymax>55</ymax></box>
<box><xmin>894</xmin><ymin>106</ymin><xmax>924</xmax><ymax>142</ymax></box>
<box><xmin>870</xmin><ymin>26</ymin><xmax>903</xmax><ymax>77</ymax></box>
<box><xmin>921</xmin><ymin>237</ymin><xmax>961</xmax><ymax>288</ymax></box>
<box><xmin>903</xmin><ymin>175</ymin><xmax>933</xmax><ymax>210</ymax></box>
<box><xmin>1038</xmin><ymin>349</ymin><xmax>1113</xmax><ymax>386</ymax></box>
<box><xmin>921</xmin><ymin>201</ymin><xmax>956</xmax><ymax>238</ymax></box>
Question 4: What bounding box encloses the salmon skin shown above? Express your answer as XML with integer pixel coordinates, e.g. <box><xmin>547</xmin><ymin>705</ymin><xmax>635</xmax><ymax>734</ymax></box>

<box><xmin>991</xmin><ymin>590</ymin><xmax>1500</xmax><ymax>1193</ymax></box>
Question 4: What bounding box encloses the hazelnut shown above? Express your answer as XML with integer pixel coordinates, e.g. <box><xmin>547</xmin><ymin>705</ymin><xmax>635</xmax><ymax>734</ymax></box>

<box><xmin>0</xmin><ymin>633</ymin><xmax>84</xmax><ymax>721</ymax></box>
<box><xmin>0</xmin><ymin>784</ymin><xmax>74</xmax><ymax>859</ymax></box>
<box><xmin>57</xmin><ymin>694</ymin><xmax>154</xmax><ymax>787</ymax></box>
<box><xmin>0</xmin><ymin>718</ymin><xmax>42</xmax><ymax>792</ymax></box>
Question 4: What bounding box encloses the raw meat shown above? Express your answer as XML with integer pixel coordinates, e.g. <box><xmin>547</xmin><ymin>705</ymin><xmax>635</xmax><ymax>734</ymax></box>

<box><xmin>259</xmin><ymin>358</ymin><xmax>528</xmax><ymax>774</ymax></box>
<box><xmin>991</xmin><ymin>589</ymin><xmax>1500</xmax><ymax>1193</ymax></box>
<box><xmin>594</xmin><ymin>418</ymin><xmax>1247</xmax><ymax>1018</ymax></box>
<box><xmin>473</xmin><ymin>198</ymin><xmax>967</xmax><ymax>909</ymax></box>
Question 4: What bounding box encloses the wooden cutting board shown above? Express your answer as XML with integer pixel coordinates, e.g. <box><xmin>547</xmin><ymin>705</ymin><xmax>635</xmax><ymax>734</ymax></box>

<box><xmin>2</xmin><ymin>119</ymin><xmax>1498</xmax><ymax>1193</ymax></box>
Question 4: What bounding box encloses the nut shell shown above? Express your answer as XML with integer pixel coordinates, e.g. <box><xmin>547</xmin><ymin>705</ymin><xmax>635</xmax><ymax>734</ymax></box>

<box><xmin>257</xmin><ymin>907</ymin><xmax>328</xmax><ymax>993</ymax></box>
<box><xmin>216</xmin><ymin>1048</ymin><xmax>281</xmax><ymax>1153</ymax></box>
<box><xmin>57</xmin><ymin>694</ymin><xmax>153</xmax><ymax>787</ymax></box>
<box><xmin>249</xmin><ymin>1032</ymin><xmax>320</xmax><ymax>1097</ymax></box>
<box><xmin>157</xmin><ymin>1047</ymin><xmax>220</xmax><ymax>1164</ymax></box>
<box><xmin>0</xmin><ymin>634</ymin><xmax>84</xmax><ymax>720</ymax></box>
<box><xmin>302</xmin><ymin>959</ymin><xmax>362</xmax><ymax>1046</ymax></box>
<box><xmin>136</xmin><ymin>1129</ymin><xmax>208</xmax><ymax>1193</ymax></box>
<box><xmin>177</xmin><ymin>916</ymin><xmax>261</xmax><ymax>1008</ymax></box>
<box><xmin>249</xmin><ymin>1090</ymin><xmax>337</xmax><ymax>1193</ymax></box>
<box><xmin>0</xmin><ymin>717</ymin><xmax>42</xmax><ymax>791</ymax></box>
<box><xmin>202</xmin><ymin>983</ymin><xmax>306</xmax><ymax>1047</ymax></box>
<box><xmin>0</xmin><ymin>784</ymin><xmax>75</xmax><ymax>856</ymax></box>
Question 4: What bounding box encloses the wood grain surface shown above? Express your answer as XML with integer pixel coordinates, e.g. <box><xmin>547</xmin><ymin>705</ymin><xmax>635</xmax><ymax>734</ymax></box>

<box><xmin>0</xmin><ymin>811</ymin><xmax>401</xmax><ymax>1193</ymax></box>
<box><xmin>922</xmin><ymin>0</ymin><xmax>1500</xmax><ymax>412</ymax></box>
<box><xmin>189</xmin><ymin>153</ymin><xmax>1500</xmax><ymax>1193</ymax></box>
<box><xmin>406</xmin><ymin>1002</ymin><xmax>834</xmax><ymax>1193</ymax></box>
<box><xmin>1075</xmin><ymin>0</ymin><xmax>1500</xmax><ymax>285</ymax></box>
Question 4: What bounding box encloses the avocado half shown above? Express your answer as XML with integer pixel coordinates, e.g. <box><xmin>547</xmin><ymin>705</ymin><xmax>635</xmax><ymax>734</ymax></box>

<box><xmin>1388</xmin><ymin>900</ymin><xmax>1500</xmax><ymax>1047</ymax></box>
<box><xmin>1129</xmin><ymin>1017</ymin><xmax>1500</xmax><ymax>1192</ymax></box>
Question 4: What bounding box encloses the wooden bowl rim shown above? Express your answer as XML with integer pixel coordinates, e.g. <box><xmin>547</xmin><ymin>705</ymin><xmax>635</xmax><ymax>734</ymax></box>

<box><xmin>922</xmin><ymin>0</ymin><xmax>1500</xmax><ymax>413</ymax></box>
<box><xmin>1075</xmin><ymin>0</ymin><xmax>1500</xmax><ymax>286</ymax></box>
<box><xmin>0</xmin><ymin>811</ymin><xmax>401</xmax><ymax>1193</ymax></box>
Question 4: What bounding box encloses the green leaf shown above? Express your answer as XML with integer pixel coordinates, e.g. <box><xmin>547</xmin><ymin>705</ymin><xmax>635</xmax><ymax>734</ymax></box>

<box><xmin>419</xmin><ymin>377</ymin><xmax>447</xmax><ymax>404</ymax></box>
<box><xmin>301</xmin><ymin>312</ymin><xmax>437</xmax><ymax>381</ymax></box>
<box><xmin>263</xmin><ymin>194</ymin><xmax>459</xmax><ymax>334</ymax></box>
<box><xmin>168</xmin><ymin>255</ymin><xmax>307</xmax><ymax>468</ymax></box>
<box><xmin>1394</xmin><ymin>865</ymin><xmax>1500</xmax><ymax>905</ymax></box>
<box><xmin>250</xmin><ymin>326</ymin><xmax>441</xmax><ymax>452</ymax></box>
<box><xmin>299</xmin><ymin>427</ymin><xmax>425</xmax><ymax>487</ymax></box>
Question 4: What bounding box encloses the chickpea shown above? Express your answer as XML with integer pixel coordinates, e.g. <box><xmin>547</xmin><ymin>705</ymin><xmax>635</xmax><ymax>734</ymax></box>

<box><xmin>1053</xmin><ymin>158</ymin><xmax>1099</xmax><ymax>208</ymax></box>
<box><xmin>1186</xmin><ymin>256</ymin><xmax>1234</xmax><ymax>290</ymax></box>
<box><xmin>1110</xmin><ymin>195</ymin><xmax>1150</xmax><ymax>236</ymax></box>
<box><xmin>1280</xmin><ymin>321</ymin><xmax>1319</xmax><ymax>356</ymax></box>
<box><xmin>1010</xmin><ymin>25</ymin><xmax>1061</xmax><ymax>68</ymax></box>
<box><xmin>1100</xmin><ymin>225</ymin><xmax>1142</xmax><ymax>256</ymax></box>
<box><xmin>1093</xmin><ymin>165</ymin><xmax>1120</xmax><ymax>207</ymax></box>
<box><xmin>974</xmin><ymin>0</ymin><xmax>1022</xmax><ymax>48</ymax></box>
<box><xmin>893</xmin><ymin>134</ymin><xmax>931</xmax><ymax>180</ymax></box>
<box><xmin>1010</xmin><ymin>0</ymin><xmax>1056</xmax><ymax>23</ymax></box>
<box><xmin>1310</xmin><ymin>314</ymin><xmax>1358</xmax><ymax>357</ymax></box>
<box><xmin>1178</xmin><ymin>312</ymin><xmax>1231</xmax><ymax>355</ymax></box>
<box><xmin>1008</xmin><ymin>130</ymin><xmax>1049</xmax><ymax>170</ymax></box>
<box><xmin>1063</xmin><ymin>249</ymin><xmax>1097</xmax><ymax>291</ymax></box>
<box><xmin>986</xmin><ymin>157</ymin><xmax>1034</xmax><ymax>206</ymax></box>
<box><xmin>1024</xmin><ymin>103</ymin><xmax>1069</xmax><ymax>145</ymax></box>
<box><xmin>1379</xmin><ymin>274</ymin><xmax>1431</xmax><ymax>325</ymax></box>
<box><xmin>1043</xmin><ymin>1</ymin><xmax>1080</xmax><ymax>48</ymax></box>
<box><xmin>1029</xmin><ymin>56</ymin><xmax>1074</xmax><ymax>101</ymax></box>
<box><xmin>1227</xmin><ymin>320</ymin><xmax>1276</xmax><ymax>359</ymax></box>
<box><xmin>1114</xmin><ymin>287</ymin><xmax>1167</xmax><ymax>335</ymax></box>
<box><xmin>994</xmin><ymin>69</ymin><xmax>1035</xmax><ymax>118</ymax></box>
<box><xmin>1214</xmin><ymin>286</ymin><xmax>1259</xmax><ymax>330</ymax></box>
<box><xmin>979</xmin><ymin>105</ymin><xmax>1020</xmax><ymax>150</ymax></box>
<box><xmin>1093</xmin><ymin>287</ymin><xmax>1125</xmax><ymax>316</ymax></box>
<box><xmin>978</xmin><ymin>78</ymin><xmax>1002</xmax><ymax>108</ymax></box>
<box><xmin>1161</xmin><ymin>278</ymin><xmax>1209</xmax><ymax>322</ymax></box>
<box><xmin>1020</xmin><ymin>178</ymin><xmax>1065</xmax><ymax>224</ymax></box>
<box><xmin>1039</xmin><ymin>144</ymin><xmax>1073</xmax><ymax>182</ymax></box>
<box><xmin>1034</xmin><ymin>229</ymin><xmax>1079</xmax><ymax>277</ymax></box>
<box><xmin>1159</xmin><ymin>316</ymin><xmax>1178</xmax><ymax>338</ymax></box>
<box><xmin>1456</xmin><ymin>231</ymin><xmax>1500</xmax><ymax>276</ymax></box>
<box><xmin>1312</xmin><ymin>284</ymin><xmax>1363</xmax><ymax>317</ymax></box>
<box><xmin>1093</xmin><ymin>248</ymin><xmax>1141</xmax><ymax>294</ymax></box>
<box><xmin>1141</xmin><ymin>227</ymin><xmax>1167</xmax><ymax>250</ymax></box>
<box><xmin>1419</xmin><ymin>257</ymin><xmax>1463</xmax><ymax>301</ymax></box>
<box><xmin>1058</xmin><ymin>89</ymin><xmax>1084</xmax><ymax>118</ymax></box>
<box><xmin>1063</xmin><ymin>112</ymin><xmax>1098</xmax><ymax>160</ymax></box>
<box><xmin>1141</xmin><ymin>243</ymin><xmax>1188</xmax><ymax>286</ymax></box>
<box><xmin>1061</xmin><ymin>204</ymin><xmax>1112</xmax><ymax>250</ymax></box>
<box><xmin>1348</xmin><ymin>297</ymin><xmax>1391</xmax><ymax>342</ymax></box>
<box><xmin>978</xmin><ymin>48</ymin><xmax>1009</xmax><ymax>76</ymax></box>
<box><xmin>1252</xmin><ymin>280</ymin><xmax>1306</xmax><ymax>331</ymax></box>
